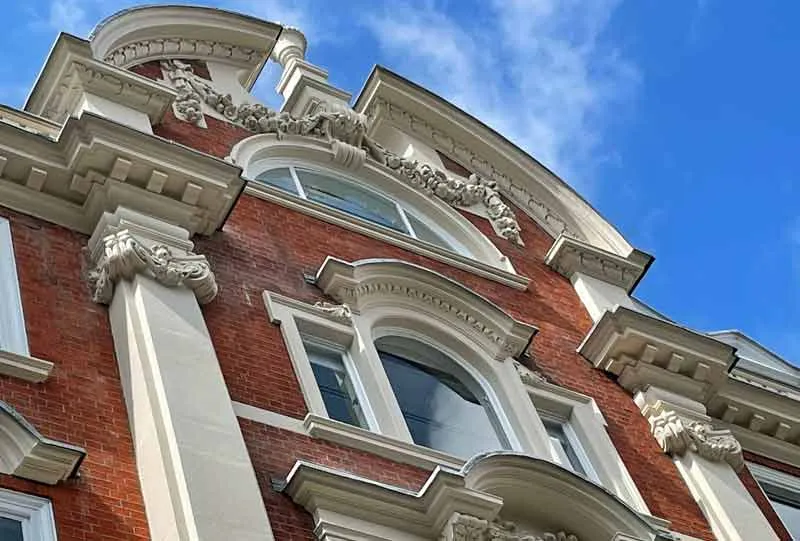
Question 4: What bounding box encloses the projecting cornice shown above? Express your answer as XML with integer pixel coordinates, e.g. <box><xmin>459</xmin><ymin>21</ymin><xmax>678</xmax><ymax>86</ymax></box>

<box><xmin>580</xmin><ymin>307</ymin><xmax>800</xmax><ymax>464</ymax></box>
<box><xmin>545</xmin><ymin>234</ymin><xmax>652</xmax><ymax>292</ymax></box>
<box><xmin>284</xmin><ymin>453</ymin><xmax>672</xmax><ymax>541</ymax></box>
<box><xmin>315</xmin><ymin>257</ymin><xmax>537</xmax><ymax>360</ymax></box>
<box><xmin>0</xmin><ymin>401</ymin><xmax>85</xmax><ymax>485</ymax></box>
<box><xmin>353</xmin><ymin>67</ymin><xmax>637</xmax><ymax>257</ymax></box>
<box><xmin>25</xmin><ymin>34</ymin><xmax>175</xmax><ymax>125</ymax></box>
<box><xmin>0</xmin><ymin>111</ymin><xmax>244</xmax><ymax>236</ymax></box>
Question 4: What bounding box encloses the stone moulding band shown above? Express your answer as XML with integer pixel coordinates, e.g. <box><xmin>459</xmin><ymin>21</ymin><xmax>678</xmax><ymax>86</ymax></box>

<box><xmin>159</xmin><ymin>59</ymin><xmax>523</xmax><ymax>244</ymax></box>
<box><xmin>88</xmin><ymin>230</ymin><xmax>218</xmax><ymax>305</ymax></box>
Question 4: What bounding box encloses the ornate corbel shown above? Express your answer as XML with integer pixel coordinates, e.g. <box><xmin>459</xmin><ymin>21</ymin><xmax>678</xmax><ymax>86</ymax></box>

<box><xmin>88</xmin><ymin>230</ymin><xmax>218</xmax><ymax>305</ymax></box>
<box><xmin>439</xmin><ymin>513</ymin><xmax>579</xmax><ymax>541</ymax></box>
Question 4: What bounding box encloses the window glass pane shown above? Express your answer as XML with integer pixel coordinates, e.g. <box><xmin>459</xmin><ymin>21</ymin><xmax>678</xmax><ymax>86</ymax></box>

<box><xmin>255</xmin><ymin>168</ymin><xmax>298</xmax><ymax>194</ymax></box>
<box><xmin>406</xmin><ymin>212</ymin><xmax>453</xmax><ymax>249</ymax></box>
<box><xmin>378</xmin><ymin>349</ymin><xmax>503</xmax><ymax>458</ymax></box>
<box><xmin>543</xmin><ymin>418</ymin><xmax>587</xmax><ymax>477</ymax></box>
<box><xmin>769</xmin><ymin>497</ymin><xmax>800</xmax><ymax>539</ymax></box>
<box><xmin>0</xmin><ymin>516</ymin><xmax>23</xmax><ymax>541</ymax></box>
<box><xmin>295</xmin><ymin>169</ymin><xmax>408</xmax><ymax>232</ymax></box>
<box><xmin>304</xmin><ymin>342</ymin><xmax>367</xmax><ymax>429</ymax></box>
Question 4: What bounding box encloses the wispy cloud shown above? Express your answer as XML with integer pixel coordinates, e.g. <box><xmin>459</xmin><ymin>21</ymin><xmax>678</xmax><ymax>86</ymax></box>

<box><xmin>362</xmin><ymin>0</ymin><xmax>639</xmax><ymax>192</ymax></box>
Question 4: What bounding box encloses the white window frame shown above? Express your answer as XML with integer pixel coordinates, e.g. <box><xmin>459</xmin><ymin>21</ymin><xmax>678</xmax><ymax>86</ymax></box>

<box><xmin>255</xmin><ymin>164</ymin><xmax>469</xmax><ymax>256</ymax></box>
<box><xmin>0</xmin><ymin>488</ymin><xmax>57</xmax><ymax>541</ymax></box>
<box><xmin>517</xmin><ymin>369</ymin><xmax>651</xmax><ymax>514</ymax></box>
<box><xmin>539</xmin><ymin>410</ymin><xmax>599</xmax><ymax>481</ymax></box>
<box><xmin>0</xmin><ymin>218</ymin><xmax>29</xmax><ymax>357</ymax></box>
<box><xmin>748</xmin><ymin>462</ymin><xmax>800</xmax><ymax>538</ymax></box>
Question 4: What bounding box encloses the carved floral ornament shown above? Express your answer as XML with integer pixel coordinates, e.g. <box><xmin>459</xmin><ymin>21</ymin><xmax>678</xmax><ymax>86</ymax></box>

<box><xmin>647</xmin><ymin>408</ymin><xmax>744</xmax><ymax>470</ymax></box>
<box><xmin>440</xmin><ymin>513</ymin><xmax>579</xmax><ymax>541</ymax></box>
<box><xmin>88</xmin><ymin>230</ymin><xmax>218</xmax><ymax>305</ymax></box>
<box><xmin>159</xmin><ymin>59</ymin><xmax>523</xmax><ymax>243</ymax></box>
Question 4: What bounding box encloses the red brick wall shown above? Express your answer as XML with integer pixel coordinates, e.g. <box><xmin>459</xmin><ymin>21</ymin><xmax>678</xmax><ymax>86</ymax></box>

<box><xmin>140</xmin><ymin>100</ymin><xmax>718</xmax><ymax>539</ymax></box>
<box><xmin>739</xmin><ymin>452</ymin><xmax>798</xmax><ymax>540</ymax></box>
<box><xmin>0</xmin><ymin>208</ymin><xmax>149</xmax><ymax>540</ymax></box>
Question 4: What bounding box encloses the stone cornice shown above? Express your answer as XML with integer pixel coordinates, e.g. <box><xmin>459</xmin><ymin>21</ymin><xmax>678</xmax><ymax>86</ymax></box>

<box><xmin>0</xmin><ymin>400</ymin><xmax>85</xmax><ymax>485</ymax></box>
<box><xmin>545</xmin><ymin>234</ymin><xmax>651</xmax><ymax>292</ymax></box>
<box><xmin>315</xmin><ymin>257</ymin><xmax>537</xmax><ymax>360</ymax></box>
<box><xmin>581</xmin><ymin>307</ymin><xmax>800</xmax><ymax>455</ymax></box>
<box><xmin>578</xmin><ymin>306</ymin><xmax>735</xmax><ymax>402</ymax></box>
<box><xmin>353</xmin><ymin>68</ymin><xmax>637</xmax><ymax>257</ymax></box>
<box><xmin>0</xmin><ymin>112</ymin><xmax>244</xmax><ymax>236</ymax></box>
<box><xmin>285</xmin><ymin>453</ymin><xmax>666</xmax><ymax>541</ymax></box>
<box><xmin>88</xmin><ymin>229</ymin><xmax>217</xmax><ymax>305</ymax></box>
<box><xmin>25</xmin><ymin>35</ymin><xmax>175</xmax><ymax>125</ymax></box>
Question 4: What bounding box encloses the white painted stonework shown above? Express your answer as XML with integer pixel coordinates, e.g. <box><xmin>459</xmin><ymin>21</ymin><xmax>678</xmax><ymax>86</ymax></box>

<box><xmin>89</xmin><ymin>208</ymin><xmax>274</xmax><ymax>541</ymax></box>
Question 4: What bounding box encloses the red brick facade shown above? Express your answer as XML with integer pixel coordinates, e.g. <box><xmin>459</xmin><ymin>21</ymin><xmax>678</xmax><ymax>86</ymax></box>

<box><xmin>0</xmin><ymin>52</ymin><xmax>791</xmax><ymax>541</ymax></box>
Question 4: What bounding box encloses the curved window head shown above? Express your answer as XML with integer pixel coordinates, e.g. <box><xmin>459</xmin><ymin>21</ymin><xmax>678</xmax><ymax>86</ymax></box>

<box><xmin>374</xmin><ymin>335</ymin><xmax>507</xmax><ymax>458</ymax></box>
<box><xmin>255</xmin><ymin>166</ymin><xmax>461</xmax><ymax>252</ymax></box>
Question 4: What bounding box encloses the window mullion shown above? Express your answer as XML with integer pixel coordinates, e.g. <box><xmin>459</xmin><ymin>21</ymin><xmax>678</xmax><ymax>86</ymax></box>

<box><xmin>397</xmin><ymin>205</ymin><xmax>416</xmax><ymax>238</ymax></box>
<box><xmin>289</xmin><ymin>166</ymin><xmax>307</xmax><ymax>199</ymax></box>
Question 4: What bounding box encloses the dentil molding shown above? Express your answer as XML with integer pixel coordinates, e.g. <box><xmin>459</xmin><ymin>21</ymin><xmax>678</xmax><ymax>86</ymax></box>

<box><xmin>159</xmin><ymin>59</ymin><xmax>523</xmax><ymax>243</ymax></box>
<box><xmin>88</xmin><ymin>230</ymin><xmax>217</xmax><ymax>305</ymax></box>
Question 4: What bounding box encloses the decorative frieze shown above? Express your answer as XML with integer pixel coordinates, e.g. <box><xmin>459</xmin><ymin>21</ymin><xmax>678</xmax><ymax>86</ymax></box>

<box><xmin>104</xmin><ymin>38</ymin><xmax>266</xmax><ymax>69</ymax></box>
<box><xmin>88</xmin><ymin>230</ymin><xmax>217</xmax><ymax>305</ymax></box>
<box><xmin>440</xmin><ymin>513</ymin><xmax>579</xmax><ymax>541</ymax></box>
<box><xmin>159</xmin><ymin>59</ymin><xmax>522</xmax><ymax>243</ymax></box>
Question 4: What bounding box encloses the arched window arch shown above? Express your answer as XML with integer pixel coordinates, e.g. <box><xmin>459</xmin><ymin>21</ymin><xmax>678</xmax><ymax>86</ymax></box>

<box><xmin>228</xmin><ymin>135</ymin><xmax>519</xmax><ymax>278</ymax></box>
<box><xmin>255</xmin><ymin>165</ymin><xmax>465</xmax><ymax>254</ymax></box>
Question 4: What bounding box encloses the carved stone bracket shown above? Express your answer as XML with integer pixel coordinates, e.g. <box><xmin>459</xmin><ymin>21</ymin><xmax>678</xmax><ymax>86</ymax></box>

<box><xmin>159</xmin><ymin>60</ymin><xmax>522</xmax><ymax>243</ymax></box>
<box><xmin>646</xmin><ymin>407</ymin><xmax>744</xmax><ymax>471</ymax></box>
<box><xmin>88</xmin><ymin>230</ymin><xmax>218</xmax><ymax>305</ymax></box>
<box><xmin>440</xmin><ymin>513</ymin><xmax>579</xmax><ymax>541</ymax></box>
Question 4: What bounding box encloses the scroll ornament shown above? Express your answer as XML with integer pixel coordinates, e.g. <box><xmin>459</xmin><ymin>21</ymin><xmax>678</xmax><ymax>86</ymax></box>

<box><xmin>649</xmin><ymin>409</ymin><xmax>744</xmax><ymax>470</ymax></box>
<box><xmin>440</xmin><ymin>513</ymin><xmax>579</xmax><ymax>541</ymax></box>
<box><xmin>312</xmin><ymin>301</ymin><xmax>353</xmax><ymax>323</ymax></box>
<box><xmin>160</xmin><ymin>59</ymin><xmax>522</xmax><ymax>243</ymax></box>
<box><xmin>88</xmin><ymin>230</ymin><xmax>218</xmax><ymax>305</ymax></box>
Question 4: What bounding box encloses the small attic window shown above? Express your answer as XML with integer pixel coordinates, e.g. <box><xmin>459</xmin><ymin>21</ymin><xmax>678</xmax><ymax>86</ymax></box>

<box><xmin>436</xmin><ymin>151</ymin><xmax>472</xmax><ymax>178</ymax></box>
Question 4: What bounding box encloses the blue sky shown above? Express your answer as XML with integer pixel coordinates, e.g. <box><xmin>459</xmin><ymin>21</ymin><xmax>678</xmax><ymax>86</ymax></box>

<box><xmin>2</xmin><ymin>1</ymin><xmax>798</xmax><ymax>363</ymax></box>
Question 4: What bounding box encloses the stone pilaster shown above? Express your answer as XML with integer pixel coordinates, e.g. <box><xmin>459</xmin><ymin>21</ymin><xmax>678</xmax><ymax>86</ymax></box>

<box><xmin>636</xmin><ymin>388</ymin><xmax>777</xmax><ymax>541</ymax></box>
<box><xmin>87</xmin><ymin>207</ymin><xmax>274</xmax><ymax>541</ymax></box>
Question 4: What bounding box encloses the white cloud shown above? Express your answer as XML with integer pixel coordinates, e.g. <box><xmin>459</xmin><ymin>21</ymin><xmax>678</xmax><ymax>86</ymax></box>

<box><xmin>362</xmin><ymin>0</ymin><xmax>639</xmax><ymax>192</ymax></box>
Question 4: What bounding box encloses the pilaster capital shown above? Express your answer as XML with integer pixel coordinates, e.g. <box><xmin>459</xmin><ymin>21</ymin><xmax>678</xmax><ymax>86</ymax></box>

<box><xmin>637</xmin><ymin>389</ymin><xmax>744</xmax><ymax>471</ymax></box>
<box><xmin>87</xmin><ymin>208</ymin><xmax>218</xmax><ymax>305</ymax></box>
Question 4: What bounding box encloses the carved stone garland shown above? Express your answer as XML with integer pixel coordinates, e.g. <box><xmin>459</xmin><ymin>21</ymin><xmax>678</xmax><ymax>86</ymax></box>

<box><xmin>649</xmin><ymin>409</ymin><xmax>744</xmax><ymax>470</ymax></box>
<box><xmin>440</xmin><ymin>513</ymin><xmax>579</xmax><ymax>541</ymax></box>
<box><xmin>159</xmin><ymin>59</ymin><xmax>522</xmax><ymax>243</ymax></box>
<box><xmin>88</xmin><ymin>230</ymin><xmax>218</xmax><ymax>305</ymax></box>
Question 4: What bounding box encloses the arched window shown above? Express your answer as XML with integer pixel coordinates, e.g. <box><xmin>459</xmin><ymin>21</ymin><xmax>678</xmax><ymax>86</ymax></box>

<box><xmin>374</xmin><ymin>335</ymin><xmax>507</xmax><ymax>458</ymax></box>
<box><xmin>255</xmin><ymin>166</ymin><xmax>460</xmax><ymax>253</ymax></box>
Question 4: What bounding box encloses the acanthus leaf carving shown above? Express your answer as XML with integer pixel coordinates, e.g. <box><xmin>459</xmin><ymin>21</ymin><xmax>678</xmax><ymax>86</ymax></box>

<box><xmin>439</xmin><ymin>513</ymin><xmax>580</xmax><ymax>541</ymax></box>
<box><xmin>159</xmin><ymin>60</ymin><xmax>522</xmax><ymax>243</ymax></box>
<box><xmin>649</xmin><ymin>409</ymin><xmax>744</xmax><ymax>470</ymax></box>
<box><xmin>88</xmin><ymin>230</ymin><xmax>218</xmax><ymax>305</ymax></box>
